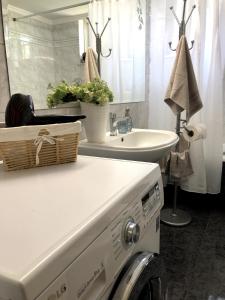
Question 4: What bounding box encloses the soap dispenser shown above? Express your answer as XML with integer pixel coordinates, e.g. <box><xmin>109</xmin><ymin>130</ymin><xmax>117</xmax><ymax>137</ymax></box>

<box><xmin>125</xmin><ymin>108</ymin><xmax>133</xmax><ymax>132</ymax></box>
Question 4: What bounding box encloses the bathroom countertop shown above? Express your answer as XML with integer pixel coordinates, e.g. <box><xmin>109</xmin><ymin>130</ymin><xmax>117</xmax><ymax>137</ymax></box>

<box><xmin>0</xmin><ymin>155</ymin><xmax>161</xmax><ymax>300</ymax></box>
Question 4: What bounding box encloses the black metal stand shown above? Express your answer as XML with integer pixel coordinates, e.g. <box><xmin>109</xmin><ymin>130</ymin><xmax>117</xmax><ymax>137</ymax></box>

<box><xmin>161</xmin><ymin>0</ymin><xmax>195</xmax><ymax>227</ymax></box>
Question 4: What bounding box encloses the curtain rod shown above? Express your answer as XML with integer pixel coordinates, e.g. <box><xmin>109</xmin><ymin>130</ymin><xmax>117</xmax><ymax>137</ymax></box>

<box><xmin>13</xmin><ymin>1</ymin><xmax>90</xmax><ymax>21</ymax></box>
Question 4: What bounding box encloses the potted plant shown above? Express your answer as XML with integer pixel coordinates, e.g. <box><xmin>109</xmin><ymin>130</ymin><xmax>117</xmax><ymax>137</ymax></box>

<box><xmin>76</xmin><ymin>78</ymin><xmax>113</xmax><ymax>143</ymax></box>
<box><xmin>47</xmin><ymin>79</ymin><xmax>113</xmax><ymax>143</ymax></box>
<box><xmin>47</xmin><ymin>81</ymin><xmax>79</xmax><ymax>108</ymax></box>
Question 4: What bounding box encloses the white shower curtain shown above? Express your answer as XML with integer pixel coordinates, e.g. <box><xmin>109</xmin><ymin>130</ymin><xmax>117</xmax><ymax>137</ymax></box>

<box><xmin>148</xmin><ymin>0</ymin><xmax>225</xmax><ymax>194</ymax></box>
<box><xmin>88</xmin><ymin>0</ymin><xmax>146</xmax><ymax>103</ymax></box>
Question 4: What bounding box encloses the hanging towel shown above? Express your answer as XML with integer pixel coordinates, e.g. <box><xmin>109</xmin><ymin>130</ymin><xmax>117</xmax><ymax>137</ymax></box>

<box><xmin>170</xmin><ymin>150</ymin><xmax>193</xmax><ymax>179</ymax></box>
<box><xmin>84</xmin><ymin>48</ymin><xmax>100</xmax><ymax>82</ymax></box>
<box><xmin>169</xmin><ymin>134</ymin><xmax>193</xmax><ymax>179</ymax></box>
<box><xmin>159</xmin><ymin>152</ymin><xmax>171</xmax><ymax>174</ymax></box>
<box><xmin>164</xmin><ymin>35</ymin><xmax>203</xmax><ymax>121</ymax></box>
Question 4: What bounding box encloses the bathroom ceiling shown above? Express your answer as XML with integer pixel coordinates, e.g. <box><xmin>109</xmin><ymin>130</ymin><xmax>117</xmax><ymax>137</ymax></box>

<box><xmin>9</xmin><ymin>0</ymin><xmax>88</xmax><ymax>12</ymax></box>
<box><xmin>7</xmin><ymin>0</ymin><xmax>89</xmax><ymax>19</ymax></box>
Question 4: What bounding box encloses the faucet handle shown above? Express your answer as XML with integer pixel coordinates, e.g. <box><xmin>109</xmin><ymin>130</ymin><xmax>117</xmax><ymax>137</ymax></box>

<box><xmin>109</xmin><ymin>112</ymin><xmax>117</xmax><ymax>136</ymax></box>
<box><xmin>109</xmin><ymin>112</ymin><xmax>116</xmax><ymax>120</ymax></box>
<box><xmin>125</xmin><ymin>108</ymin><xmax>130</xmax><ymax>116</ymax></box>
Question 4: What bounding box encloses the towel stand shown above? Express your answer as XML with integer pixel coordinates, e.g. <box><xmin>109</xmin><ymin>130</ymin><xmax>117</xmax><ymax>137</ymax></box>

<box><xmin>160</xmin><ymin>0</ymin><xmax>196</xmax><ymax>227</ymax></box>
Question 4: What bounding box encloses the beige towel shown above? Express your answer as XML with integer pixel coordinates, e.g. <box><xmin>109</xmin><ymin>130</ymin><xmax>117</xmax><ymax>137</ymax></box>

<box><xmin>84</xmin><ymin>48</ymin><xmax>100</xmax><ymax>82</ymax></box>
<box><xmin>169</xmin><ymin>134</ymin><xmax>193</xmax><ymax>179</ymax></box>
<box><xmin>164</xmin><ymin>35</ymin><xmax>203</xmax><ymax>121</ymax></box>
<box><xmin>170</xmin><ymin>150</ymin><xmax>193</xmax><ymax>179</ymax></box>
<box><xmin>159</xmin><ymin>152</ymin><xmax>170</xmax><ymax>174</ymax></box>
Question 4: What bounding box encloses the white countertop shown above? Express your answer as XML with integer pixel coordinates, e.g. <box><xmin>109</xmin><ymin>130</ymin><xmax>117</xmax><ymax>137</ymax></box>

<box><xmin>0</xmin><ymin>155</ymin><xmax>160</xmax><ymax>298</ymax></box>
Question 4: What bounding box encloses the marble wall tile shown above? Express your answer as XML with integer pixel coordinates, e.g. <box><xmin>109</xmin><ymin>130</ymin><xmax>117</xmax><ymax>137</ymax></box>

<box><xmin>35</xmin><ymin>100</ymin><xmax>148</xmax><ymax>130</ymax></box>
<box><xmin>53</xmin><ymin>21</ymin><xmax>79</xmax><ymax>40</ymax></box>
<box><xmin>0</xmin><ymin>15</ymin><xmax>4</xmax><ymax>44</ymax></box>
<box><xmin>109</xmin><ymin>101</ymin><xmax>149</xmax><ymax>128</ymax></box>
<box><xmin>7</xmin><ymin>11</ymin><xmax>52</xmax><ymax>41</ymax></box>
<box><xmin>5</xmin><ymin>11</ymin><xmax>85</xmax><ymax>109</ymax></box>
<box><xmin>0</xmin><ymin>0</ymin><xmax>10</xmax><ymax>114</ymax></box>
<box><xmin>0</xmin><ymin>112</ymin><xmax>4</xmax><ymax>122</ymax></box>
<box><xmin>53</xmin><ymin>21</ymin><xmax>84</xmax><ymax>85</ymax></box>
<box><xmin>0</xmin><ymin>45</ymin><xmax>10</xmax><ymax>113</ymax></box>
<box><xmin>5</xmin><ymin>9</ymin><xmax>56</xmax><ymax>109</ymax></box>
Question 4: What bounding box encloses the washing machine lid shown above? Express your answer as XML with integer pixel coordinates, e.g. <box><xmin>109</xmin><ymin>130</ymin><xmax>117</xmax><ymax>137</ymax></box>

<box><xmin>0</xmin><ymin>156</ymin><xmax>161</xmax><ymax>299</ymax></box>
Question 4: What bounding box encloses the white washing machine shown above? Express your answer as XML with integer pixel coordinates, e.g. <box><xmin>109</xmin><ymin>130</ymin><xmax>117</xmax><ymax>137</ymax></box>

<box><xmin>0</xmin><ymin>156</ymin><xmax>166</xmax><ymax>300</ymax></box>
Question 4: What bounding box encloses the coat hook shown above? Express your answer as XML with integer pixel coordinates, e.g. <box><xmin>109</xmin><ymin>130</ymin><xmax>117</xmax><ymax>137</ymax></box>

<box><xmin>101</xmin><ymin>48</ymin><xmax>112</xmax><ymax>58</ymax></box>
<box><xmin>188</xmin><ymin>40</ymin><xmax>194</xmax><ymax>50</ymax></box>
<box><xmin>86</xmin><ymin>17</ymin><xmax>112</xmax><ymax>76</ymax></box>
<box><xmin>95</xmin><ymin>22</ymin><xmax>99</xmax><ymax>35</ymax></box>
<box><xmin>169</xmin><ymin>40</ymin><xmax>194</xmax><ymax>52</ymax></box>
<box><xmin>169</xmin><ymin>41</ymin><xmax>177</xmax><ymax>51</ymax></box>
<box><xmin>100</xmin><ymin>18</ymin><xmax>111</xmax><ymax>37</ymax></box>
<box><xmin>170</xmin><ymin>6</ymin><xmax>180</xmax><ymax>25</ymax></box>
<box><xmin>169</xmin><ymin>2</ymin><xmax>196</xmax><ymax>51</ymax></box>
<box><xmin>185</xmin><ymin>5</ymin><xmax>196</xmax><ymax>25</ymax></box>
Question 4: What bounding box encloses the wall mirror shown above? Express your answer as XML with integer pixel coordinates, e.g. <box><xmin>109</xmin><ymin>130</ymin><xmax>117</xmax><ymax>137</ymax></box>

<box><xmin>2</xmin><ymin>0</ymin><xmax>89</xmax><ymax>110</ymax></box>
<box><xmin>1</xmin><ymin>0</ymin><xmax>146</xmax><ymax>110</ymax></box>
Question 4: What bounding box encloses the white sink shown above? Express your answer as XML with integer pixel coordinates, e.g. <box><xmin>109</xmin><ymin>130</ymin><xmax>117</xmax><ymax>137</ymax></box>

<box><xmin>78</xmin><ymin>128</ymin><xmax>179</xmax><ymax>162</ymax></box>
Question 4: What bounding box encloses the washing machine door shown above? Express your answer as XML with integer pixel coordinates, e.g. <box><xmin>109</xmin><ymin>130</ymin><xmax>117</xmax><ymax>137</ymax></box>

<box><xmin>109</xmin><ymin>252</ymin><xmax>167</xmax><ymax>300</ymax></box>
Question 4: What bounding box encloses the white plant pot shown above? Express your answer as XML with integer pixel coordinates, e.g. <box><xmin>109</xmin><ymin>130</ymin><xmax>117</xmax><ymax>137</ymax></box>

<box><xmin>80</xmin><ymin>102</ymin><xmax>109</xmax><ymax>143</ymax></box>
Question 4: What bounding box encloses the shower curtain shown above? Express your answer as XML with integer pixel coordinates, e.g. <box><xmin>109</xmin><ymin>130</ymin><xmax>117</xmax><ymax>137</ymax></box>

<box><xmin>88</xmin><ymin>0</ymin><xmax>146</xmax><ymax>103</ymax></box>
<box><xmin>148</xmin><ymin>0</ymin><xmax>225</xmax><ymax>194</ymax></box>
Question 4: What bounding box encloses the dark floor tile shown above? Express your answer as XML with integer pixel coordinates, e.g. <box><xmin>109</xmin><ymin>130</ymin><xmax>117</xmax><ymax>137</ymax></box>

<box><xmin>166</xmin><ymin>281</ymin><xmax>188</xmax><ymax>300</ymax></box>
<box><xmin>205</xmin><ymin>212</ymin><xmax>225</xmax><ymax>238</ymax></box>
<box><xmin>185</xmin><ymin>236</ymin><xmax>225</xmax><ymax>297</ymax></box>
<box><xmin>160</xmin><ymin>172</ymin><xmax>225</xmax><ymax>300</ymax></box>
<box><xmin>184</xmin><ymin>289</ymin><xmax>209</xmax><ymax>300</ymax></box>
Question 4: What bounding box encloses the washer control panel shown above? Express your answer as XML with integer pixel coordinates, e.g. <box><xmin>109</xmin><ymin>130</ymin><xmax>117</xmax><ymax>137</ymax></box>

<box><xmin>123</xmin><ymin>217</ymin><xmax>140</xmax><ymax>246</ymax></box>
<box><xmin>110</xmin><ymin>201</ymin><xmax>143</xmax><ymax>261</ymax></box>
<box><xmin>110</xmin><ymin>181</ymin><xmax>161</xmax><ymax>262</ymax></box>
<box><xmin>141</xmin><ymin>183</ymin><xmax>160</xmax><ymax>218</ymax></box>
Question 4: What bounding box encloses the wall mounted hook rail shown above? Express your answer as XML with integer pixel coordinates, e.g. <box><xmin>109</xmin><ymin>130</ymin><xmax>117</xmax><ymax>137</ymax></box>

<box><xmin>86</xmin><ymin>17</ymin><xmax>112</xmax><ymax>76</ymax></box>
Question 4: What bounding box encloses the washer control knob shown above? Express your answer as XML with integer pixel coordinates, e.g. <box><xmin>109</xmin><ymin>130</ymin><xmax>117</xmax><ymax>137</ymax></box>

<box><xmin>124</xmin><ymin>218</ymin><xmax>140</xmax><ymax>245</ymax></box>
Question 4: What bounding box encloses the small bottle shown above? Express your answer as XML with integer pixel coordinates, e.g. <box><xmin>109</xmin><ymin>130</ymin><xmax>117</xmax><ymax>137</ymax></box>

<box><xmin>125</xmin><ymin>108</ymin><xmax>133</xmax><ymax>132</ymax></box>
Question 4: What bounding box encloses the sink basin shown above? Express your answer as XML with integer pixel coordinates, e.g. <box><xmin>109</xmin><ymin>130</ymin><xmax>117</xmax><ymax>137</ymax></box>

<box><xmin>78</xmin><ymin>129</ymin><xmax>179</xmax><ymax>162</ymax></box>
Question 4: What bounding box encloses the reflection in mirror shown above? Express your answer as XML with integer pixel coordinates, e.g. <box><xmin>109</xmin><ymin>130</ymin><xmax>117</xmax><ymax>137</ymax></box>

<box><xmin>88</xmin><ymin>0</ymin><xmax>146</xmax><ymax>104</ymax></box>
<box><xmin>2</xmin><ymin>0</ymin><xmax>89</xmax><ymax>109</ymax></box>
<box><xmin>1</xmin><ymin>0</ymin><xmax>146</xmax><ymax>111</ymax></box>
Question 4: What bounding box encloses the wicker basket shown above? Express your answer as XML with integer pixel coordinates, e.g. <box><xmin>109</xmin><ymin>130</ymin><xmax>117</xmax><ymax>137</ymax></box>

<box><xmin>0</xmin><ymin>122</ymin><xmax>81</xmax><ymax>171</ymax></box>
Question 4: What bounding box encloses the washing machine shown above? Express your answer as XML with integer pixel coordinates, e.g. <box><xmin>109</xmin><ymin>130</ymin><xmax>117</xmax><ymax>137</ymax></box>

<box><xmin>0</xmin><ymin>156</ymin><xmax>166</xmax><ymax>300</ymax></box>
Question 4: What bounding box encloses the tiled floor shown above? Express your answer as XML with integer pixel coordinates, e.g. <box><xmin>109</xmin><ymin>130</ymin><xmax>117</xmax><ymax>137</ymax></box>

<box><xmin>160</xmin><ymin>165</ymin><xmax>225</xmax><ymax>300</ymax></box>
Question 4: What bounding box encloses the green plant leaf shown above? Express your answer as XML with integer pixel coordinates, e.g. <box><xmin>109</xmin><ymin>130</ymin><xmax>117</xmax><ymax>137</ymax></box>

<box><xmin>46</xmin><ymin>78</ymin><xmax>113</xmax><ymax>108</ymax></box>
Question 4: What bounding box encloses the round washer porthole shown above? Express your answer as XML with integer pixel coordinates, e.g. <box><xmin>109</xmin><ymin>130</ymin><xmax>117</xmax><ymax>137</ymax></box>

<box><xmin>109</xmin><ymin>252</ymin><xmax>167</xmax><ymax>300</ymax></box>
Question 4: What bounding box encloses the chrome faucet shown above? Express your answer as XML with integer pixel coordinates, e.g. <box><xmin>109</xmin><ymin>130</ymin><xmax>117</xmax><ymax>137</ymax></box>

<box><xmin>109</xmin><ymin>112</ymin><xmax>131</xmax><ymax>135</ymax></box>
<box><xmin>109</xmin><ymin>112</ymin><xmax>117</xmax><ymax>136</ymax></box>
